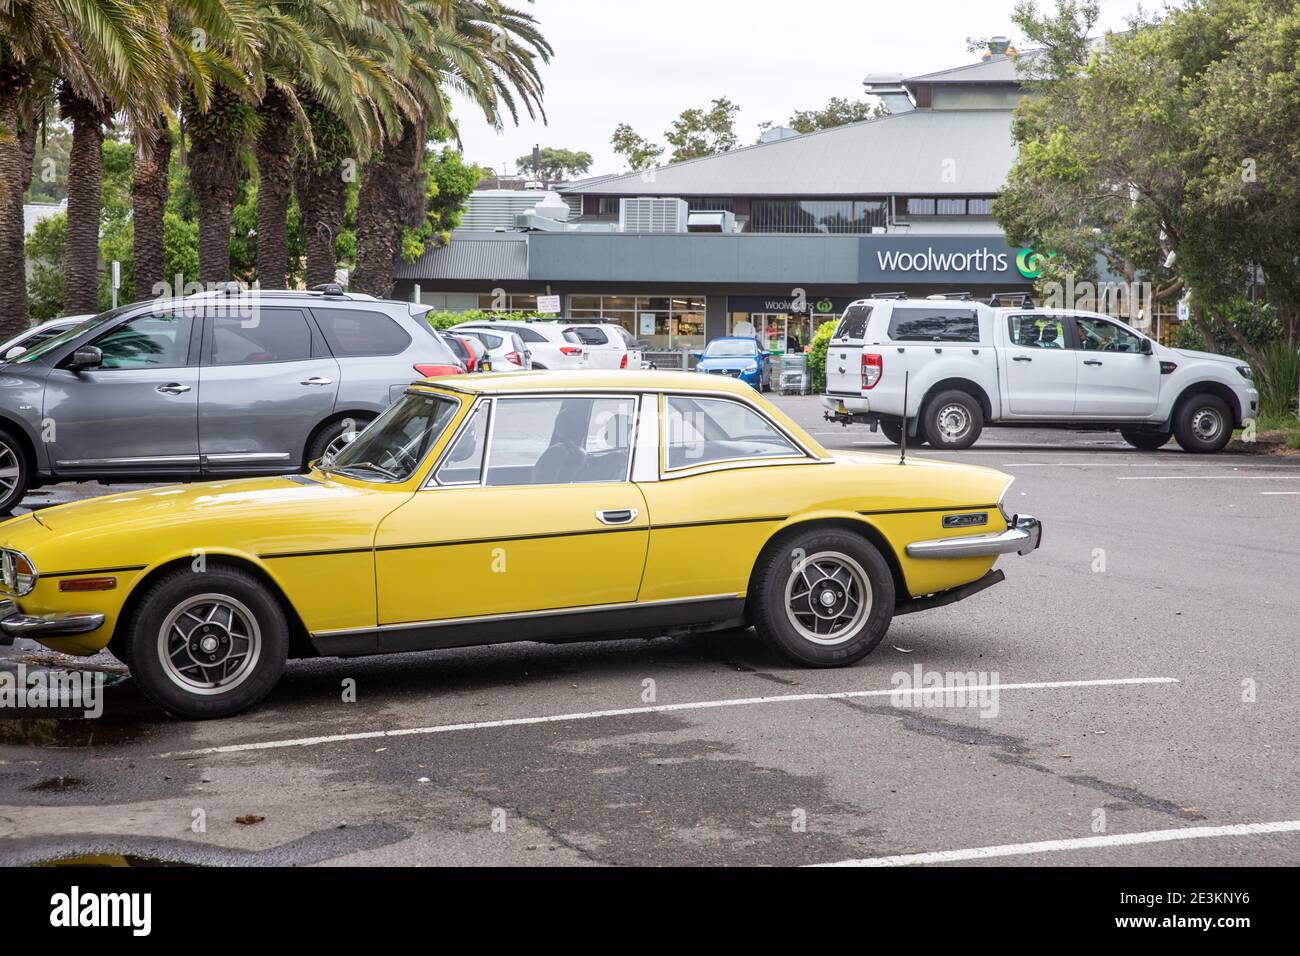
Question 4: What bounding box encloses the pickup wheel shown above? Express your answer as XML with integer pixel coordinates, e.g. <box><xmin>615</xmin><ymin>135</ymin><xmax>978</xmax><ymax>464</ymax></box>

<box><xmin>1120</xmin><ymin>429</ymin><xmax>1171</xmax><ymax>451</ymax></box>
<box><xmin>879</xmin><ymin>421</ymin><xmax>904</xmax><ymax>445</ymax></box>
<box><xmin>0</xmin><ymin>426</ymin><xmax>31</xmax><ymax>515</ymax></box>
<box><xmin>127</xmin><ymin>566</ymin><xmax>289</xmax><ymax>719</ymax></box>
<box><xmin>751</xmin><ymin>529</ymin><xmax>895</xmax><ymax>667</ymax></box>
<box><xmin>921</xmin><ymin>390</ymin><xmax>983</xmax><ymax>450</ymax></box>
<box><xmin>1173</xmin><ymin>394</ymin><xmax>1233</xmax><ymax>454</ymax></box>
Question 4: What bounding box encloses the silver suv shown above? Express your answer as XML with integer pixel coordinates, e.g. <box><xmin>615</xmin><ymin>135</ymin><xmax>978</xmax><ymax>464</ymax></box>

<box><xmin>0</xmin><ymin>286</ymin><xmax>462</xmax><ymax>512</ymax></box>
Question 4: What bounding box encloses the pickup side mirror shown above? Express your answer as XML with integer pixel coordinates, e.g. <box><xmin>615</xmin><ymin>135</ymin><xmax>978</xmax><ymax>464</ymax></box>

<box><xmin>1140</xmin><ymin>338</ymin><xmax>1154</xmax><ymax>355</ymax></box>
<box><xmin>69</xmin><ymin>345</ymin><xmax>103</xmax><ymax>370</ymax></box>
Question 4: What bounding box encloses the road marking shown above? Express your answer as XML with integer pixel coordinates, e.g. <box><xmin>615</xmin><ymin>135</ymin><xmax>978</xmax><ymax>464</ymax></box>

<box><xmin>1261</xmin><ymin>491</ymin><xmax>1300</xmax><ymax>496</ymax></box>
<box><xmin>1117</xmin><ymin>475</ymin><xmax>1300</xmax><ymax>481</ymax></box>
<box><xmin>814</xmin><ymin>819</ymin><xmax>1300</xmax><ymax>867</ymax></box>
<box><xmin>1002</xmin><ymin>462</ymin><xmax>1283</xmax><ymax>468</ymax></box>
<box><xmin>160</xmin><ymin>676</ymin><xmax>1179</xmax><ymax>758</ymax></box>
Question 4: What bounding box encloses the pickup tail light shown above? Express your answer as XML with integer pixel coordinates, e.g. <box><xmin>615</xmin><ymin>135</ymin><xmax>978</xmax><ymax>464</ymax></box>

<box><xmin>559</xmin><ymin>346</ymin><xmax>584</xmax><ymax>356</ymax></box>
<box><xmin>619</xmin><ymin>353</ymin><xmax>629</xmax><ymax>369</ymax></box>
<box><xmin>414</xmin><ymin>363</ymin><xmax>462</xmax><ymax>377</ymax></box>
<box><xmin>862</xmin><ymin>352</ymin><xmax>883</xmax><ymax>390</ymax></box>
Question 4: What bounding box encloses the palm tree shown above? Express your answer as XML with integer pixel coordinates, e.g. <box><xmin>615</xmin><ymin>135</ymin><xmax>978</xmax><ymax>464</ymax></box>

<box><xmin>0</xmin><ymin>0</ymin><xmax>167</xmax><ymax>336</ymax></box>
<box><xmin>350</xmin><ymin>0</ymin><xmax>551</xmax><ymax>298</ymax></box>
<box><xmin>295</xmin><ymin>98</ymin><xmax>354</xmax><ymax>287</ymax></box>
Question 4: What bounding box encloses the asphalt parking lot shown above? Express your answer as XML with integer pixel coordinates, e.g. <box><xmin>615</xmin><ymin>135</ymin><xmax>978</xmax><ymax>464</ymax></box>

<box><xmin>2</xmin><ymin>394</ymin><xmax>1298</xmax><ymax>867</ymax></box>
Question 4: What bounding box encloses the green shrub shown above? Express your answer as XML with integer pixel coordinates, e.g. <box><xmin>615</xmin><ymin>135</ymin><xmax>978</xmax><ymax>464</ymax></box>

<box><xmin>807</xmin><ymin>319</ymin><xmax>836</xmax><ymax>392</ymax></box>
<box><xmin>1255</xmin><ymin>340</ymin><xmax>1299</xmax><ymax>420</ymax></box>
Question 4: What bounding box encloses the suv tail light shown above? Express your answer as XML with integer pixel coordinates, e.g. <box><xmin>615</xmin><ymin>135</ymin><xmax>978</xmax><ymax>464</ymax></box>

<box><xmin>862</xmin><ymin>353</ymin><xmax>883</xmax><ymax>389</ymax></box>
<box><xmin>559</xmin><ymin>345</ymin><xmax>583</xmax><ymax>356</ymax></box>
<box><xmin>619</xmin><ymin>353</ymin><xmax>629</xmax><ymax>369</ymax></box>
<box><xmin>505</xmin><ymin>351</ymin><xmax>524</xmax><ymax>367</ymax></box>
<box><xmin>414</xmin><ymin>363</ymin><xmax>462</xmax><ymax>377</ymax></box>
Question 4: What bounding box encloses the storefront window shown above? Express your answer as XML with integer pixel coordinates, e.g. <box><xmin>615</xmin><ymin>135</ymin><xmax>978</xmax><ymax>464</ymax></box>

<box><xmin>475</xmin><ymin>293</ymin><xmax>542</xmax><ymax>312</ymax></box>
<box><xmin>751</xmin><ymin>199</ymin><xmax>886</xmax><ymax>234</ymax></box>
<box><xmin>560</xmin><ymin>294</ymin><xmax>705</xmax><ymax>350</ymax></box>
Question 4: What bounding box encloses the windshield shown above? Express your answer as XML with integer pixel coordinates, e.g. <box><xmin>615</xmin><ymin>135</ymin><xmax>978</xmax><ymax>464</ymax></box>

<box><xmin>325</xmin><ymin>391</ymin><xmax>458</xmax><ymax>482</ymax></box>
<box><xmin>704</xmin><ymin>339</ymin><xmax>757</xmax><ymax>358</ymax></box>
<box><xmin>9</xmin><ymin>309</ymin><xmax>124</xmax><ymax>364</ymax></box>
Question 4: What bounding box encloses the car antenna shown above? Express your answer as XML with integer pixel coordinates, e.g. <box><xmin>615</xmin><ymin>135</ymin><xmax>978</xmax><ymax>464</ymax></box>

<box><xmin>900</xmin><ymin>370</ymin><xmax>909</xmax><ymax>466</ymax></box>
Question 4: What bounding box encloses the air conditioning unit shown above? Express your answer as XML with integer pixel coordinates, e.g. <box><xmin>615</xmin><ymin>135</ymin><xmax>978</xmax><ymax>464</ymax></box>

<box><xmin>687</xmin><ymin>210</ymin><xmax>736</xmax><ymax>233</ymax></box>
<box><xmin>620</xmin><ymin>197</ymin><xmax>689</xmax><ymax>233</ymax></box>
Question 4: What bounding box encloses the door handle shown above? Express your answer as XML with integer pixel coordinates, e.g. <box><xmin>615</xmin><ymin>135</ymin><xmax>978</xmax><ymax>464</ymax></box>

<box><xmin>1012</xmin><ymin>356</ymin><xmax>1033</xmax><ymax>363</ymax></box>
<box><xmin>1084</xmin><ymin>359</ymin><xmax>1104</xmax><ymax>366</ymax></box>
<box><xmin>300</xmin><ymin>377</ymin><xmax>333</xmax><ymax>386</ymax></box>
<box><xmin>156</xmin><ymin>383</ymin><xmax>191</xmax><ymax>395</ymax></box>
<box><xmin>596</xmin><ymin>508</ymin><xmax>639</xmax><ymax>525</ymax></box>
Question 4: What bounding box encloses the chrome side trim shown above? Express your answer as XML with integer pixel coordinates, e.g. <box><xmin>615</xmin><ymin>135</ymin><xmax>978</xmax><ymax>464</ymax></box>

<box><xmin>55</xmin><ymin>455</ymin><xmax>202</xmax><ymax>467</ymax></box>
<box><xmin>204</xmin><ymin>452</ymin><xmax>293</xmax><ymax>463</ymax></box>
<box><xmin>906</xmin><ymin>515</ymin><xmax>1042</xmax><ymax>559</ymax></box>
<box><xmin>312</xmin><ymin>593</ymin><xmax>740</xmax><ymax>639</ymax></box>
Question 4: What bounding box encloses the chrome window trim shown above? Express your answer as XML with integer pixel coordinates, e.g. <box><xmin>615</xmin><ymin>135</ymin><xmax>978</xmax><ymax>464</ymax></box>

<box><xmin>426</xmin><ymin>396</ymin><xmax>491</xmax><ymax>488</ymax></box>
<box><xmin>660</xmin><ymin>392</ymin><xmax>817</xmax><ymax>477</ymax></box>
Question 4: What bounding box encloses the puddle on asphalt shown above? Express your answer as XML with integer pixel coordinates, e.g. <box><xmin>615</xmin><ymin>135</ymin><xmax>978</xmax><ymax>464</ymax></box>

<box><xmin>26</xmin><ymin>775</ymin><xmax>85</xmax><ymax>792</ymax></box>
<box><xmin>38</xmin><ymin>853</ymin><xmax>196</xmax><ymax>867</ymax></box>
<box><xmin>0</xmin><ymin>718</ymin><xmax>146</xmax><ymax>748</ymax></box>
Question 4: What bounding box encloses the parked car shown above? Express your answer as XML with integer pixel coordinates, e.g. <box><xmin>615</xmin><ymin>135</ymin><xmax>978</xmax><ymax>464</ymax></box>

<box><xmin>0</xmin><ymin>315</ymin><xmax>93</xmax><ymax>361</ymax></box>
<box><xmin>457</xmin><ymin>327</ymin><xmax>530</xmax><ymax>372</ymax></box>
<box><xmin>0</xmin><ymin>369</ymin><xmax>1040</xmax><ymax>718</ymax></box>
<box><xmin>561</xmin><ymin>321</ymin><xmax>643</xmax><ymax>370</ymax></box>
<box><xmin>822</xmin><ymin>296</ymin><xmax>1259</xmax><ymax>452</ymax></box>
<box><xmin>451</xmin><ymin>319</ymin><xmax>585</xmax><ymax>369</ymax></box>
<box><xmin>693</xmin><ymin>336</ymin><xmax>768</xmax><ymax>390</ymax></box>
<box><xmin>0</xmin><ymin>286</ymin><xmax>463</xmax><ymax>513</ymax></box>
<box><xmin>434</xmin><ymin>330</ymin><xmax>477</xmax><ymax>372</ymax></box>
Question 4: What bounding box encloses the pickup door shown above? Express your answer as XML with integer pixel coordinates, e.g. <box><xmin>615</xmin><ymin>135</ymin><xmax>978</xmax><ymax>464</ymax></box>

<box><xmin>999</xmin><ymin>313</ymin><xmax>1078</xmax><ymax>416</ymax></box>
<box><xmin>1071</xmin><ymin>315</ymin><xmax>1161</xmax><ymax>417</ymax></box>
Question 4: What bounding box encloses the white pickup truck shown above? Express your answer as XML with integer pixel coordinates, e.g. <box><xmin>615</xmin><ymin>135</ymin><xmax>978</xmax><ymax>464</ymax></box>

<box><xmin>822</xmin><ymin>295</ymin><xmax>1259</xmax><ymax>453</ymax></box>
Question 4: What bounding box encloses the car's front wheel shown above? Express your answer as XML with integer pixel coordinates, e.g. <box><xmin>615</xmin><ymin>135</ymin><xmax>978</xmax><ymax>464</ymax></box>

<box><xmin>306</xmin><ymin>415</ymin><xmax>374</xmax><ymax>467</ymax></box>
<box><xmin>0</xmin><ymin>426</ymin><xmax>32</xmax><ymax>515</ymax></box>
<box><xmin>127</xmin><ymin>566</ymin><xmax>289</xmax><ymax>719</ymax></box>
<box><xmin>751</xmin><ymin>528</ymin><xmax>895</xmax><ymax>667</ymax></box>
<box><xmin>1121</xmin><ymin>429</ymin><xmax>1171</xmax><ymax>451</ymax></box>
<box><xmin>1173</xmin><ymin>394</ymin><xmax>1233</xmax><ymax>453</ymax></box>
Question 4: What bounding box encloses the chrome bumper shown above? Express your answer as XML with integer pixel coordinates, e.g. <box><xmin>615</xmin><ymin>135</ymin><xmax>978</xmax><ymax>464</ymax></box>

<box><xmin>906</xmin><ymin>515</ymin><xmax>1042</xmax><ymax>559</ymax></box>
<box><xmin>0</xmin><ymin>598</ymin><xmax>106</xmax><ymax>645</ymax></box>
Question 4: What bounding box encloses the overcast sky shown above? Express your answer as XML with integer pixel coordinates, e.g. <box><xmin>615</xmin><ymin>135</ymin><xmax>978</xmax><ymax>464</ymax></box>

<box><xmin>449</xmin><ymin>0</ymin><xmax>1152</xmax><ymax>177</ymax></box>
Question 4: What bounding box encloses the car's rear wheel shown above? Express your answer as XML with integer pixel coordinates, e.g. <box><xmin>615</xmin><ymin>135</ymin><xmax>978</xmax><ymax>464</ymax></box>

<box><xmin>751</xmin><ymin>528</ymin><xmax>895</xmax><ymax>667</ymax></box>
<box><xmin>0</xmin><ymin>426</ymin><xmax>31</xmax><ymax>515</ymax></box>
<box><xmin>879</xmin><ymin>421</ymin><xmax>904</xmax><ymax>445</ymax></box>
<box><xmin>127</xmin><ymin>566</ymin><xmax>289</xmax><ymax>719</ymax></box>
<box><xmin>1173</xmin><ymin>394</ymin><xmax>1233</xmax><ymax>453</ymax></box>
<box><xmin>306</xmin><ymin>415</ymin><xmax>374</xmax><ymax>467</ymax></box>
<box><xmin>921</xmin><ymin>390</ymin><xmax>983</xmax><ymax>450</ymax></box>
<box><xmin>1120</xmin><ymin>429</ymin><xmax>1171</xmax><ymax>451</ymax></box>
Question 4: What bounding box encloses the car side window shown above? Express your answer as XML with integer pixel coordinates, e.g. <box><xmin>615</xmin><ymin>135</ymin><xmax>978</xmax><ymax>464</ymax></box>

<box><xmin>435</xmin><ymin>402</ymin><xmax>489</xmax><ymax>485</ymax></box>
<box><xmin>91</xmin><ymin>311</ymin><xmax>195</xmax><ymax>369</ymax></box>
<box><xmin>1008</xmin><ymin>314</ymin><xmax>1066</xmax><ymax>349</ymax></box>
<box><xmin>484</xmin><ymin>396</ymin><xmax>636</xmax><ymax>486</ymax></box>
<box><xmin>1074</xmin><ymin>316</ymin><xmax>1141</xmax><ymax>353</ymax></box>
<box><xmin>211</xmin><ymin>308</ymin><xmax>313</xmax><ymax>364</ymax></box>
<box><xmin>513</xmin><ymin>326</ymin><xmax>547</xmax><ymax>344</ymax></box>
<box><xmin>663</xmin><ymin>395</ymin><xmax>800</xmax><ymax>470</ymax></box>
<box><xmin>887</xmin><ymin>307</ymin><xmax>979</xmax><ymax>343</ymax></box>
<box><xmin>313</xmin><ymin>308</ymin><xmax>411</xmax><ymax>357</ymax></box>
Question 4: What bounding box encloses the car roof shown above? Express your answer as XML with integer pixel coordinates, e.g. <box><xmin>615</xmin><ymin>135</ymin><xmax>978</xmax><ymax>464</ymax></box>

<box><xmin>412</xmin><ymin>369</ymin><xmax>759</xmax><ymax>397</ymax></box>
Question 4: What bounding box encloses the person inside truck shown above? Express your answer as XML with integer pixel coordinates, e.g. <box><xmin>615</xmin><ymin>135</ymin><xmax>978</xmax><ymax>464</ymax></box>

<box><xmin>1034</xmin><ymin>317</ymin><xmax>1065</xmax><ymax>348</ymax></box>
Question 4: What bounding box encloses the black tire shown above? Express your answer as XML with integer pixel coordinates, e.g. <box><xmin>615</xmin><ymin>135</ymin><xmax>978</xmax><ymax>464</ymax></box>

<box><xmin>1173</xmin><ymin>393</ymin><xmax>1233</xmax><ymax>454</ymax></box>
<box><xmin>1120</xmin><ymin>429</ymin><xmax>1171</xmax><ymax>451</ymax></box>
<box><xmin>305</xmin><ymin>414</ymin><xmax>373</xmax><ymax>467</ymax></box>
<box><xmin>750</xmin><ymin>528</ymin><xmax>895</xmax><ymax>667</ymax></box>
<box><xmin>0</xmin><ymin>425</ymin><xmax>32</xmax><ymax>515</ymax></box>
<box><xmin>127</xmin><ymin>566</ymin><xmax>289</xmax><ymax>719</ymax></box>
<box><xmin>879</xmin><ymin>421</ymin><xmax>904</xmax><ymax>445</ymax></box>
<box><xmin>920</xmin><ymin>389</ymin><xmax>984</xmax><ymax>450</ymax></box>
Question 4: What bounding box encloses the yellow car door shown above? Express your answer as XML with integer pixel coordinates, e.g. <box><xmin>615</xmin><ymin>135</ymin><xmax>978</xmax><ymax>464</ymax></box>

<box><xmin>374</xmin><ymin>393</ymin><xmax>649</xmax><ymax>627</ymax></box>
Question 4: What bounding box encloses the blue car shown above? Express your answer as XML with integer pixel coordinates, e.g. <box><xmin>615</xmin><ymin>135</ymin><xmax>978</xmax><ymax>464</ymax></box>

<box><xmin>693</xmin><ymin>337</ymin><xmax>769</xmax><ymax>391</ymax></box>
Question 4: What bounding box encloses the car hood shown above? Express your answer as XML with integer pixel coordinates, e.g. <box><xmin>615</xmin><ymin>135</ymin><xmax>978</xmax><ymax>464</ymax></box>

<box><xmin>831</xmin><ymin>451</ymin><xmax>1015</xmax><ymax>511</ymax></box>
<box><xmin>1</xmin><ymin>474</ymin><xmax>406</xmax><ymax>574</ymax></box>
<box><xmin>1170</xmin><ymin>347</ymin><xmax>1240</xmax><ymax>366</ymax></box>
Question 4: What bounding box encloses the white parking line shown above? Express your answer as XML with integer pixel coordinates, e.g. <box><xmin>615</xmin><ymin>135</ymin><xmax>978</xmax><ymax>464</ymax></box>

<box><xmin>815</xmin><ymin>819</ymin><xmax>1300</xmax><ymax>867</ymax></box>
<box><xmin>160</xmin><ymin>676</ymin><xmax>1179</xmax><ymax>758</ymax></box>
<box><xmin>1261</xmin><ymin>491</ymin><xmax>1300</xmax><ymax>495</ymax></box>
<box><xmin>1002</xmin><ymin>462</ymin><xmax>1283</xmax><ymax>468</ymax></box>
<box><xmin>1117</xmin><ymin>475</ymin><xmax>1300</xmax><ymax>481</ymax></box>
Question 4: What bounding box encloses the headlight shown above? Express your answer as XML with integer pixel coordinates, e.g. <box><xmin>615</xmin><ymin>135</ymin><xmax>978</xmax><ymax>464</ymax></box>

<box><xmin>997</xmin><ymin>480</ymin><xmax>1015</xmax><ymax>523</ymax></box>
<box><xmin>1</xmin><ymin>549</ymin><xmax>38</xmax><ymax>596</ymax></box>
<box><xmin>1236</xmin><ymin>365</ymin><xmax>1253</xmax><ymax>381</ymax></box>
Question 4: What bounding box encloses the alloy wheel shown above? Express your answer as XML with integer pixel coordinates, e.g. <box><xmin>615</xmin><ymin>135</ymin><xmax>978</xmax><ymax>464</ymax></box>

<box><xmin>157</xmin><ymin>594</ymin><xmax>263</xmax><ymax>695</ymax></box>
<box><xmin>783</xmin><ymin>551</ymin><xmax>872</xmax><ymax>645</ymax></box>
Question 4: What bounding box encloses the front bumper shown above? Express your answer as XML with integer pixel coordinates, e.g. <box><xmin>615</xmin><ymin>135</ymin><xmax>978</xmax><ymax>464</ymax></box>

<box><xmin>906</xmin><ymin>515</ymin><xmax>1043</xmax><ymax>559</ymax></box>
<box><xmin>0</xmin><ymin>598</ymin><xmax>106</xmax><ymax>646</ymax></box>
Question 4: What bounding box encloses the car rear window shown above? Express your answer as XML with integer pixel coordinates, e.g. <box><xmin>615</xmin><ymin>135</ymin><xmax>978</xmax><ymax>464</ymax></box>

<box><xmin>833</xmin><ymin>305</ymin><xmax>872</xmax><ymax>341</ymax></box>
<box><xmin>313</xmin><ymin>307</ymin><xmax>413</xmax><ymax>357</ymax></box>
<box><xmin>887</xmin><ymin>308</ymin><xmax>980</xmax><ymax>343</ymax></box>
<box><xmin>567</xmin><ymin>326</ymin><xmax>609</xmax><ymax>345</ymax></box>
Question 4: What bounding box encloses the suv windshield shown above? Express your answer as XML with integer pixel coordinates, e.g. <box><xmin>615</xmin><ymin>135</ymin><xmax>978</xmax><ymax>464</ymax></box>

<box><xmin>325</xmin><ymin>391</ymin><xmax>458</xmax><ymax>482</ymax></box>
<box><xmin>9</xmin><ymin>309</ymin><xmax>126</xmax><ymax>364</ymax></box>
<box><xmin>704</xmin><ymin>339</ymin><xmax>757</xmax><ymax>358</ymax></box>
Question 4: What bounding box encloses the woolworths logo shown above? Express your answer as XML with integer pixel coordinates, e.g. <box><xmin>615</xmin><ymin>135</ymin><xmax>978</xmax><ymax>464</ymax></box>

<box><xmin>1016</xmin><ymin>248</ymin><xmax>1053</xmax><ymax>279</ymax></box>
<box><xmin>876</xmin><ymin>248</ymin><xmax>1010</xmax><ymax>274</ymax></box>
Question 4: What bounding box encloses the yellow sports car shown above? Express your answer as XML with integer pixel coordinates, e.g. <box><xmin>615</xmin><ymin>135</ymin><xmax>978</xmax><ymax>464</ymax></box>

<box><xmin>0</xmin><ymin>371</ymin><xmax>1040</xmax><ymax>718</ymax></box>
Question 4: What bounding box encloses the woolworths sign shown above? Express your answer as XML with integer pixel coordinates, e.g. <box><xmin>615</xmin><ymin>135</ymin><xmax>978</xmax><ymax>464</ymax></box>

<box><xmin>862</xmin><ymin>239</ymin><xmax>1026</xmax><ymax>283</ymax></box>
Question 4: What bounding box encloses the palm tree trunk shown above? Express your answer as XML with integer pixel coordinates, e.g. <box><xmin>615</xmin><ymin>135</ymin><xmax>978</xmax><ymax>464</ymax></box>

<box><xmin>353</xmin><ymin>120</ymin><xmax>426</xmax><ymax>298</ymax></box>
<box><xmin>131</xmin><ymin>118</ymin><xmax>172</xmax><ymax>300</ymax></box>
<box><xmin>296</xmin><ymin>160</ymin><xmax>347</xmax><ymax>288</ymax></box>
<box><xmin>253</xmin><ymin>87</ymin><xmax>296</xmax><ymax>289</ymax></box>
<box><xmin>0</xmin><ymin>75</ymin><xmax>37</xmax><ymax>339</ymax></box>
<box><xmin>59</xmin><ymin>84</ymin><xmax>108</xmax><ymax>315</ymax></box>
<box><xmin>188</xmin><ymin>87</ymin><xmax>247</xmax><ymax>286</ymax></box>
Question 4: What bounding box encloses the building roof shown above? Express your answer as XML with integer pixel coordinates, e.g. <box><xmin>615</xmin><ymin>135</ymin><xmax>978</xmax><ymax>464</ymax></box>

<box><xmin>560</xmin><ymin>109</ymin><xmax>1015</xmax><ymax>198</ymax></box>
<box><xmin>908</xmin><ymin>56</ymin><xmax>1023</xmax><ymax>85</ymax></box>
<box><xmin>394</xmin><ymin>232</ymin><xmax>528</xmax><ymax>282</ymax></box>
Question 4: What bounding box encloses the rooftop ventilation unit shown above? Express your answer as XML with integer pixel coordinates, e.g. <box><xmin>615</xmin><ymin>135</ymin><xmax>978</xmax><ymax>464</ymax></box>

<box><xmin>686</xmin><ymin>210</ymin><xmax>736</xmax><ymax>233</ymax></box>
<box><xmin>620</xmin><ymin>197</ymin><xmax>689</xmax><ymax>233</ymax></box>
<box><xmin>862</xmin><ymin>72</ymin><xmax>915</xmax><ymax>115</ymax></box>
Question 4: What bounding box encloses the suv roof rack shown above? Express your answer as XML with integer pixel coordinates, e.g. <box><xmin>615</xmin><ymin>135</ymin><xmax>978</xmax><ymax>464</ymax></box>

<box><xmin>926</xmin><ymin>292</ymin><xmax>973</xmax><ymax>301</ymax></box>
<box><xmin>988</xmin><ymin>292</ymin><xmax>1037</xmax><ymax>308</ymax></box>
<box><xmin>869</xmin><ymin>291</ymin><xmax>909</xmax><ymax>300</ymax></box>
<box><xmin>311</xmin><ymin>282</ymin><xmax>346</xmax><ymax>297</ymax></box>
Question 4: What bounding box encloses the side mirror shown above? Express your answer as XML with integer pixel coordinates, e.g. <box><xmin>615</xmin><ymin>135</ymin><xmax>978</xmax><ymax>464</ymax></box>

<box><xmin>4</xmin><ymin>346</ymin><xmax>26</xmax><ymax>360</ymax></box>
<box><xmin>1140</xmin><ymin>338</ymin><xmax>1154</xmax><ymax>355</ymax></box>
<box><xmin>70</xmin><ymin>345</ymin><xmax>103</xmax><ymax>370</ymax></box>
